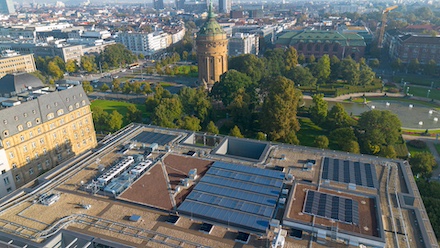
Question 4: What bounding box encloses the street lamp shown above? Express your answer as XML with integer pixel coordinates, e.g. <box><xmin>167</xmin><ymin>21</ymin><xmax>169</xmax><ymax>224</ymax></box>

<box><xmin>427</xmin><ymin>89</ymin><xmax>431</xmax><ymax>98</ymax></box>
<box><xmin>406</xmin><ymin>87</ymin><xmax>410</xmax><ymax>95</ymax></box>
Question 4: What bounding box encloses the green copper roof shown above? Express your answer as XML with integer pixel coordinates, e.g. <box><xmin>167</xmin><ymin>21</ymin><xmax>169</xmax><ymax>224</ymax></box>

<box><xmin>198</xmin><ymin>3</ymin><xmax>225</xmax><ymax>36</ymax></box>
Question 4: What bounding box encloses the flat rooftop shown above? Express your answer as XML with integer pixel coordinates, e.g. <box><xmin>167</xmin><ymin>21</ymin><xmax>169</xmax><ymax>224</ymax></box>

<box><xmin>0</xmin><ymin>124</ymin><xmax>436</xmax><ymax>248</ymax></box>
<box><xmin>285</xmin><ymin>183</ymin><xmax>380</xmax><ymax>238</ymax></box>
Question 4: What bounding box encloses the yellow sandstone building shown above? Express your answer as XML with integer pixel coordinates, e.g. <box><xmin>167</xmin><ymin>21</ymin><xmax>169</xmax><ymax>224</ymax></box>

<box><xmin>0</xmin><ymin>50</ymin><xmax>36</xmax><ymax>78</ymax></box>
<box><xmin>0</xmin><ymin>82</ymin><xmax>97</xmax><ymax>190</ymax></box>
<box><xmin>196</xmin><ymin>5</ymin><xmax>228</xmax><ymax>89</ymax></box>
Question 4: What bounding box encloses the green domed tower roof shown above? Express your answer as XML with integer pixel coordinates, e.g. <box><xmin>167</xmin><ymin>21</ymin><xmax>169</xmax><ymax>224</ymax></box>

<box><xmin>197</xmin><ymin>3</ymin><xmax>225</xmax><ymax>36</ymax></box>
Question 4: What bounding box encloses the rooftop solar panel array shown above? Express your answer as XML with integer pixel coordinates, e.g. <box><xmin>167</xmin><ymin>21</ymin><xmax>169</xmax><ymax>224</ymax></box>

<box><xmin>131</xmin><ymin>131</ymin><xmax>177</xmax><ymax>146</ymax></box>
<box><xmin>177</xmin><ymin>161</ymin><xmax>284</xmax><ymax>233</ymax></box>
<box><xmin>303</xmin><ymin>190</ymin><xmax>360</xmax><ymax>225</ymax></box>
<box><xmin>322</xmin><ymin>157</ymin><xmax>378</xmax><ymax>189</ymax></box>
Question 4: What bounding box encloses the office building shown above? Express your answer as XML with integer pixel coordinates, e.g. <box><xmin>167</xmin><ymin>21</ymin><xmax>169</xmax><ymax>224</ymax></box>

<box><xmin>154</xmin><ymin>0</ymin><xmax>164</xmax><ymax>10</ymax></box>
<box><xmin>0</xmin><ymin>50</ymin><xmax>36</xmax><ymax>78</ymax></box>
<box><xmin>388</xmin><ymin>33</ymin><xmax>440</xmax><ymax>64</ymax></box>
<box><xmin>228</xmin><ymin>33</ymin><xmax>259</xmax><ymax>57</ymax></box>
<box><xmin>219</xmin><ymin>0</ymin><xmax>231</xmax><ymax>14</ymax></box>
<box><xmin>0</xmin><ymin>0</ymin><xmax>14</xmax><ymax>14</ymax></box>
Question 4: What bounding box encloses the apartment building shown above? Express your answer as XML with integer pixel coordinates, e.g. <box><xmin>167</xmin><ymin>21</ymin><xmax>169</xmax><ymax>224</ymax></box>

<box><xmin>228</xmin><ymin>32</ymin><xmax>259</xmax><ymax>57</ymax></box>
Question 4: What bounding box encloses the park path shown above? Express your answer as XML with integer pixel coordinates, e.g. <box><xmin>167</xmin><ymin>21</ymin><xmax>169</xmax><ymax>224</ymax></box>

<box><xmin>402</xmin><ymin>134</ymin><xmax>440</xmax><ymax>179</ymax></box>
<box><xmin>302</xmin><ymin>92</ymin><xmax>405</xmax><ymax>102</ymax></box>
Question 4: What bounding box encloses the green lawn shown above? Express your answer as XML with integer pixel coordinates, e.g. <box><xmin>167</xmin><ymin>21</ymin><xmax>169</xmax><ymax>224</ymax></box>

<box><xmin>407</xmin><ymin>141</ymin><xmax>431</xmax><ymax>154</ymax></box>
<box><xmin>435</xmin><ymin>143</ymin><xmax>440</xmax><ymax>155</ymax></box>
<box><xmin>393</xmin><ymin>75</ymin><xmax>439</xmax><ymax>87</ymax></box>
<box><xmin>405</xmin><ymin>86</ymin><xmax>440</xmax><ymax>101</ymax></box>
<box><xmin>297</xmin><ymin>118</ymin><xmax>327</xmax><ymax>147</ymax></box>
<box><xmin>90</xmin><ymin>99</ymin><xmax>149</xmax><ymax>125</ymax></box>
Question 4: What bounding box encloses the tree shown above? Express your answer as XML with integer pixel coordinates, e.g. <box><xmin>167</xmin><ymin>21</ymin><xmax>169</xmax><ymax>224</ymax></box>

<box><xmin>314</xmin><ymin>135</ymin><xmax>329</xmax><ymax>148</ymax></box>
<box><xmin>123</xmin><ymin>83</ymin><xmax>132</xmax><ymax>94</ymax></box>
<box><xmin>260</xmin><ymin>76</ymin><xmax>301</xmax><ymax>143</ymax></box>
<box><xmin>100</xmin><ymin>43</ymin><xmax>136</xmax><ymax>68</ymax></box>
<box><xmin>66</xmin><ymin>59</ymin><xmax>79</xmax><ymax>73</ymax></box>
<box><xmin>47</xmin><ymin>61</ymin><xmax>63</xmax><ymax>79</ymax></box>
<box><xmin>107</xmin><ymin>110</ymin><xmax>123</xmax><ymax>131</ymax></box>
<box><xmin>313</xmin><ymin>55</ymin><xmax>331</xmax><ymax>84</ymax></box>
<box><xmin>211</xmin><ymin>70</ymin><xmax>253</xmax><ymax>107</ymax></box>
<box><xmin>206</xmin><ymin>121</ymin><xmax>219</xmax><ymax>134</ymax></box>
<box><xmin>357</xmin><ymin>110</ymin><xmax>402</xmax><ymax>153</ymax></box>
<box><xmin>229</xmin><ymin>125</ymin><xmax>244</xmax><ymax>138</ymax></box>
<box><xmin>179</xmin><ymin>87</ymin><xmax>211</xmax><ymax>122</ymax></box>
<box><xmin>152</xmin><ymin>97</ymin><xmax>183</xmax><ymax>128</ymax></box>
<box><xmin>359</xmin><ymin>59</ymin><xmax>375</xmax><ymax>85</ymax></box>
<box><xmin>228</xmin><ymin>88</ymin><xmax>252</xmax><ymax>130</ymax></box>
<box><xmin>178</xmin><ymin>116</ymin><xmax>201</xmax><ymax>131</ymax></box>
<box><xmin>82</xmin><ymin>81</ymin><xmax>93</xmax><ymax>93</ymax></box>
<box><xmin>342</xmin><ymin>140</ymin><xmax>360</xmax><ymax>153</ymax></box>
<box><xmin>101</xmin><ymin>83</ymin><xmax>110</xmax><ymax>92</ymax></box>
<box><xmin>298</xmin><ymin>54</ymin><xmax>306</xmax><ymax>64</ymax></box>
<box><xmin>126</xmin><ymin>105</ymin><xmax>142</xmax><ymax>123</ymax></box>
<box><xmin>310</xmin><ymin>94</ymin><xmax>328</xmax><ymax>126</ymax></box>
<box><xmin>369</xmin><ymin>58</ymin><xmax>380</xmax><ymax>68</ymax></box>
<box><xmin>330</xmin><ymin>55</ymin><xmax>341</xmax><ymax>80</ymax></box>
<box><xmin>286</xmin><ymin>66</ymin><xmax>317</xmax><ymax>87</ymax></box>
<box><xmin>391</xmin><ymin>58</ymin><xmax>403</xmax><ymax>71</ymax></box>
<box><xmin>425</xmin><ymin>59</ymin><xmax>437</xmax><ymax>76</ymax></box>
<box><xmin>141</xmin><ymin>82</ymin><xmax>152</xmax><ymax>94</ymax></box>
<box><xmin>408</xmin><ymin>58</ymin><xmax>420</xmax><ymax>73</ymax></box>
<box><xmin>264</xmin><ymin>48</ymin><xmax>286</xmax><ymax>76</ymax></box>
<box><xmin>284</xmin><ymin>47</ymin><xmax>298</xmax><ymax>72</ymax></box>
<box><xmin>380</xmin><ymin>145</ymin><xmax>397</xmax><ymax>158</ymax></box>
<box><xmin>91</xmin><ymin>106</ymin><xmax>109</xmax><ymax>130</ymax></box>
<box><xmin>229</xmin><ymin>54</ymin><xmax>265</xmax><ymax>82</ymax></box>
<box><xmin>52</xmin><ymin>56</ymin><xmax>66</xmax><ymax>71</ymax></box>
<box><xmin>340</xmin><ymin>57</ymin><xmax>360</xmax><ymax>85</ymax></box>
<box><xmin>308</xmin><ymin>55</ymin><xmax>316</xmax><ymax>63</ymax></box>
<box><xmin>329</xmin><ymin>127</ymin><xmax>357</xmax><ymax>149</ymax></box>
<box><xmin>411</xmin><ymin>152</ymin><xmax>437</xmax><ymax>178</ymax></box>
<box><xmin>138</xmin><ymin>53</ymin><xmax>145</xmax><ymax>60</ymax></box>
<box><xmin>256</xmin><ymin>132</ymin><xmax>267</xmax><ymax>141</ymax></box>
<box><xmin>326</xmin><ymin>103</ymin><xmax>356</xmax><ymax>130</ymax></box>
<box><xmin>112</xmin><ymin>79</ymin><xmax>121</xmax><ymax>92</ymax></box>
<box><xmin>81</xmin><ymin>55</ymin><xmax>96</xmax><ymax>73</ymax></box>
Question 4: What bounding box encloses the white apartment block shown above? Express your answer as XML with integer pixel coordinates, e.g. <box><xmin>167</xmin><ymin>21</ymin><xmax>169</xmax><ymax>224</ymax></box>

<box><xmin>228</xmin><ymin>33</ymin><xmax>259</xmax><ymax>57</ymax></box>
<box><xmin>117</xmin><ymin>31</ymin><xmax>171</xmax><ymax>56</ymax></box>
<box><xmin>0</xmin><ymin>149</ymin><xmax>15</xmax><ymax>198</ymax></box>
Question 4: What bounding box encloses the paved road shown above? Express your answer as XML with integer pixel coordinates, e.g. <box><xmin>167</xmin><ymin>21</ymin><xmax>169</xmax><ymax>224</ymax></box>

<box><xmin>402</xmin><ymin>134</ymin><xmax>440</xmax><ymax>179</ymax></box>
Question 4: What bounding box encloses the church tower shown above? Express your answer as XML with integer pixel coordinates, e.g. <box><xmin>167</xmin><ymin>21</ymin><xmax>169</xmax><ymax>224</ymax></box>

<box><xmin>196</xmin><ymin>3</ymin><xmax>228</xmax><ymax>89</ymax></box>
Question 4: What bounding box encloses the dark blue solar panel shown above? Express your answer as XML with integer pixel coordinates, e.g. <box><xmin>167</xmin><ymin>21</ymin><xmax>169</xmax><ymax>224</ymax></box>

<box><xmin>302</xmin><ymin>190</ymin><xmax>359</xmax><ymax>225</ymax></box>
<box><xmin>201</xmin><ymin>175</ymin><xmax>280</xmax><ymax>197</ymax></box>
<box><xmin>354</xmin><ymin>162</ymin><xmax>362</xmax><ymax>185</ymax></box>
<box><xmin>320</xmin><ymin>157</ymin><xmax>378</xmax><ymax>189</ymax></box>
<box><xmin>186</xmin><ymin>192</ymin><xmax>274</xmax><ymax>217</ymax></box>
<box><xmin>333</xmin><ymin>159</ymin><xmax>339</xmax><ymax>181</ymax></box>
<box><xmin>194</xmin><ymin>183</ymin><xmax>278</xmax><ymax>206</ymax></box>
<box><xmin>343</xmin><ymin>161</ymin><xmax>350</xmax><ymax>183</ymax></box>
<box><xmin>365</xmin><ymin>164</ymin><xmax>374</xmax><ymax>187</ymax></box>
<box><xmin>207</xmin><ymin>167</ymin><xmax>283</xmax><ymax>188</ymax></box>
<box><xmin>178</xmin><ymin>161</ymin><xmax>284</xmax><ymax>234</ymax></box>
<box><xmin>177</xmin><ymin>200</ymin><xmax>270</xmax><ymax>233</ymax></box>
<box><xmin>131</xmin><ymin>131</ymin><xmax>177</xmax><ymax>146</ymax></box>
<box><xmin>322</xmin><ymin>158</ymin><xmax>329</xmax><ymax>179</ymax></box>
<box><xmin>211</xmin><ymin>162</ymin><xmax>285</xmax><ymax>180</ymax></box>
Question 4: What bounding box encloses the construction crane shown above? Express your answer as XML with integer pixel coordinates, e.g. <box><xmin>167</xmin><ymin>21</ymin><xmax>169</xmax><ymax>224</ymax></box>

<box><xmin>377</xmin><ymin>5</ymin><xmax>398</xmax><ymax>48</ymax></box>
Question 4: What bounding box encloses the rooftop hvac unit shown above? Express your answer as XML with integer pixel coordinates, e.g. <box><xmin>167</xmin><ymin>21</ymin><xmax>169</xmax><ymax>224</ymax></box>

<box><xmin>181</xmin><ymin>178</ymin><xmax>190</xmax><ymax>187</ymax></box>
<box><xmin>282</xmin><ymin>188</ymin><xmax>289</xmax><ymax>196</ymax></box>
<box><xmin>175</xmin><ymin>186</ymin><xmax>181</xmax><ymax>193</ymax></box>
<box><xmin>188</xmin><ymin>168</ymin><xmax>198</xmax><ymax>180</ymax></box>
<box><xmin>285</xmin><ymin>174</ymin><xmax>294</xmax><ymax>182</ymax></box>
<box><xmin>348</xmin><ymin>183</ymin><xmax>356</xmax><ymax>191</ymax></box>
<box><xmin>279</xmin><ymin>198</ymin><xmax>286</xmax><ymax>205</ymax></box>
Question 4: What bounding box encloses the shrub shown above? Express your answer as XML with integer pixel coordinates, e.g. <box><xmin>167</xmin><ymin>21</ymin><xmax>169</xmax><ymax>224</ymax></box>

<box><xmin>407</xmin><ymin>140</ymin><xmax>427</xmax><ymax>149</ymax></box>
